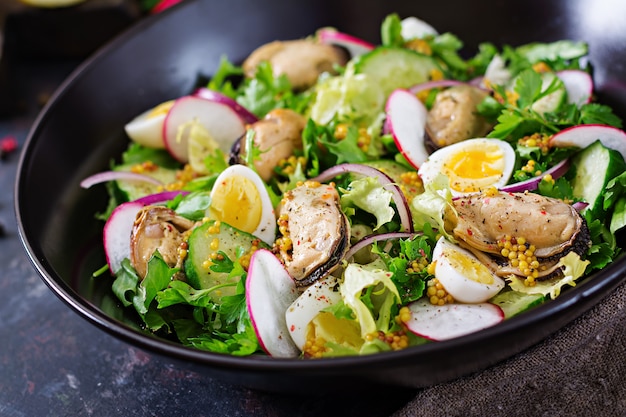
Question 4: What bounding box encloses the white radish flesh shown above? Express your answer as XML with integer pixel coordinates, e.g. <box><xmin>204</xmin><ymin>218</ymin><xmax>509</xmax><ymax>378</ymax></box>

<box><xmin>557</xmin><ymin>69</ymin><xmax>593</xmax><ymax>106</ymax></box>
<box><xmin>400</xmin><ymin>16</ymin><xmax>439</xmax><ymax>39</ymax></box>
<box><xmin>101</xmin><ymin>191</ymin><xmax>188</xmax><ymax>275</ymax></box>
<box><xmin>405</xmin><ymin>299</ymin><xmax>504</xmax><ymax>341</ymax></box>
<box><xmin>192</xmin><ymin>87</ymin><xmax>259</xmax><ymax>124</ymax></box>
<box><xmin>103</xmin><ymin>201</ymin><xmax>145</xmax><ymax>275</ymax></box>
<box><xmin>246</xmin><ymin>249</ymin><xmax>300</xmax><ymax>358</ymax></box>
<box><xmin>162</xmin><ymin>95</ymin><xmax>246</xmax><ymax>163</ymax></box>
<box><xmin>386</xmin><ymin>89</ymin><xmax>430</xmax><ymax>169</ymax></box>
<box><xmin>550</xmin><ymin>124</ymin><xmax>626</xmax><ymax>161</ymax></box>
<box><xmin>285</xmin><ymin>276</ymin><xmax>342</xmax><ymax>350</ymax></box>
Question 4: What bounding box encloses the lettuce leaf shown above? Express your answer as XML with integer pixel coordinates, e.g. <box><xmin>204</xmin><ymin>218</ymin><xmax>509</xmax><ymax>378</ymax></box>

<box><xmin>508</xmin><ymin>252</ymin><xmax>590</xmax><ymax>299</ymax></box>
<box><xmin>410</xmin><ymin>173</ymin><xmax>456</xmax><ymax>240</ymax></box>
<box><xmin>340</xmin><ymin>263</ymin><xmax>401</xmax><ymax>337</ymax></box>
<box><xmin>340</xmin><ymin>176</ymin><xmax>395</xmax><ymax>230</ymax></box>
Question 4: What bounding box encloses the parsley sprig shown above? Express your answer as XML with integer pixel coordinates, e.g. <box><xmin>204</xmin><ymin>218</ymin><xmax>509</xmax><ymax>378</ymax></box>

<box><xmin>481</xmin><ymin>69</ymin><xmax>622</xmax><ymax>142</ymax></box>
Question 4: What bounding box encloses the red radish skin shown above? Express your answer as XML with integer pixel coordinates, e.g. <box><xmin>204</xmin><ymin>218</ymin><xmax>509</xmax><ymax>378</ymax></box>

<box><xmin>386</xmin><ymin>89</ymin><xmax>430</xmax><ymax>169</ymax></box>
<box><xmin>192</xmin><ymin>87</ymin><xmax>259</xmax><ymax>124</ymax></box>
<box><xmin>103</xmin><ymin>201</ymin><xmax>145</xmax><ymax>274</ymax></box>
<box><xmin>317</xmin><ymin>28</ymin><xmax>375</xmax><ymax>58</ymax></box>
<box><xmin>162</xmin><ymin>95</ymin><xmax>246</xmax><ymax>163</ymax></box>
<box><xmin>557</xmin><ymin>70</ymin><xmax>593</xmax><ymax>106</ymax></box>
<box><xmin>151</xmin><ymin>0</ymin><xmax>183</xmax><ymax>13</ymax></box>
<box><xmin>101</xmin><ymin>191</ymin><xmax>188</xmax><ymax>274</ymax></box>
<box><xmin>549</xmin><ymin>124</ymin><xmax>626</xmax><ymax>161</ymax></box>
<box><xmin>405</xmin><ymin>299</ymin><xmax>504</xmax><ymax>341</ymax></box>
<box><xmin>246</xmin><ymin>249</ymin><xmax>300</xmax><ymax>358</ymax></box>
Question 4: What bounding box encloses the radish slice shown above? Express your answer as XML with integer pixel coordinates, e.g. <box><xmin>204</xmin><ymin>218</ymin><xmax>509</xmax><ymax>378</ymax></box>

<box><xmin>163</xmin><ymin>95</ymin><xmax>246</xmax><ymax>163</ymax></box>
<box><xmin>103</xmin><ymin>201</ymin><xmax>145</xmax><ymax>274</ymax></box>
<box><xmin>285</xmin><ymin>276</ymin><xmax>342</xmax><ymax>350</ymax></box>
<box><xmin>317</xmin><ymin>28</ymin><xmax>375</xmax><ymax>58</ymax></box>
<box><xmin>80</xmin><ymin>170</ymin><xmax>163</xmax><ymax>189</ymax></box>
<box><xmin>499</xmin><ymin>158</ymin><xmax>570</xmax><ymax>193</ymax></box>
<box><xmin>550</xmin><ymin>124</ymin><xmax>626</xmax><ymax>161</ymax></box>
<box><xmin>405</xmin><ymin>299</ymin><xmax>504</xmax><ymax>341</ymax></box>
<box><xmin>310</xmin><ymin>163</ymin><xmax>413</xmax><ymax>232</ymax></box>
<box><xmin>246</xmin><ymin>249</ymin><xmax>300</xmax><ymax>358</ymax></box>
<box><xmin>192</xmin><ymin>87</ymin><xmax>259</xmax><ymax>125</ymax></box>
<box><xmin>102</xmin><ymin>191</ymin><xmax>188</xmax><ymax>274</ymax></box>
<box><xmin>557</xmin><ymin>70</ymin><xmax>593</xmax><ymax>106</ymax></box>
<box><xmin>400</xmin><ymin>16</ymin><xmax>439</xmax><ymax>39</ymax></box>
<box><xmin>344</xmin><ymin>231</ymin><xmax>417</xmax><ymax>260</ymax></box>
<box><xmin>386</xmin><ymin>89</ymin><xmax>430</xmax><ymax>169</ymax></box>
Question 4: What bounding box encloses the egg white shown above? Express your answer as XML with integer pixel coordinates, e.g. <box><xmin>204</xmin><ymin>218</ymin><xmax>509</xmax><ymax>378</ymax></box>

<box><xmin>418</xmin><ymin>138</ymin><xmax>515</xmax><ymax>196</ymax></box>
<box><xmin>285</xmin><ymin>276</ymin><xmax>342</xmax><ymax>350</ymax></box>
<box><xmin>432</xmin><ymin>237</ymin><xmax>505</xmax><ymax>303</ymax></box>
<box><xmin>208</xmin><ymin>164</ymin><xmax>276</xmax><ymax>245</ymax></box>
<box><xmin>124</xmin><ymin>101</ymin><xmax>174</xmax><ymax>149</ymax></box>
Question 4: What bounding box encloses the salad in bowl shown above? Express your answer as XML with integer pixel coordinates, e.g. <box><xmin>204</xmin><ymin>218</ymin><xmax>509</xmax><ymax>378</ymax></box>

<box><xmin>81</xmin><ymin>13</ymin><xmax>626</xmax><ymax>359</ymax></box>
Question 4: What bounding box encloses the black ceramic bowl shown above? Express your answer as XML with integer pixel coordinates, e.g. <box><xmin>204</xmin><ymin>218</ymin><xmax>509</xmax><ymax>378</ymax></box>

<box><xmin>15</xmin><ymin>0</ymin><xmax>626</xmax><ymax>393</ymax></box>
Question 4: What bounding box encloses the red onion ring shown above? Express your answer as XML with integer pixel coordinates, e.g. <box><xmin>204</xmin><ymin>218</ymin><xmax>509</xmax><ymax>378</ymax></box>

<box><xmin>80</xmin><ymin>171</ymin><xmax>163</xmax><ymax>189</ymax></box>
<box><xmin>133</xmin><ymin>190</ymin><xmax>189</xmax><ymax>205</ymax></box>
<box><xmin>310</xmin><ymin>163</ymin><xmax>414</xmax><ymax>232</ymax></box>
<box><xmin>499</xmin><ymin>158</ymin><xmax>571</xmax><ymax>193</ymax></box>
<box><xmin>344</xmin><ymin>232</ymin><xmax>419</xmax><ymax>260</ymax></box>
<box><xmin>572</xmin><ymin>201</ymin><xmax>589</xmax><ymax>212</ymax></box>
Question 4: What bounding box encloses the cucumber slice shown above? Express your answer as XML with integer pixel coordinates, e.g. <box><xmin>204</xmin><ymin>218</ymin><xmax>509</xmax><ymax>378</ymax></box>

<box><xmin>364</xmin><ymin>159</ymin><xmax>412</xmax><ymax>179</ymax></box>
<box><xmin>571</xmin><ymin>139</ymin><xmax>626</xmax><ymax>217</ymax></box>
<box><xmin>184</xmin><ymin>220</ymin><xmax>270</xmax><ymax>299</ymax></box>
<box><xmin>531</xmin><ymin>71</ymin><xmax>566</xmax><ymax>114</ymax></box>
<box><xmin>354</xmin><ymin>47</ymin><xmax>440</xmax><ymax>97</ymax></box>
<box><xmin>363</xmin><ymin>159</ymin><xmax>423</xmax><ymax>200</ymax></box>
<box><xmin>115</xmin><ymin>164</ymin><xmax>178</xmax><ymax>201</ymax></box>
<box><xmin>490</xmin><ymin>290</ymin><xmax>544</xmax><ymax>319</ymax></box>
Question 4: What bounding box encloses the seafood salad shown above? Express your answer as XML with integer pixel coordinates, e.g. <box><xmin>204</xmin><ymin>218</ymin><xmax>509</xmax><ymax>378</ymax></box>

<box><xmin>82</xmin><ymin>14</ymin><xmax>626</xmax><ymax>358</ymax></box>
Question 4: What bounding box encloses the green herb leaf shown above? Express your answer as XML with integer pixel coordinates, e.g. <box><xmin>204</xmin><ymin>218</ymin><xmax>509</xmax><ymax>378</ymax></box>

<box><xmin>381</xmin><ymin>13</ymin><xmax>404</xmax><ymax>47</ymax></box>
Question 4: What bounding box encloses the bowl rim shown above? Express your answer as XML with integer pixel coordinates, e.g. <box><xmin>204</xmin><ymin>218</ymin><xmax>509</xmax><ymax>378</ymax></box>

<box><xmin>13</xmin><ymin>0</ymin><xmax>626</xmax><ymax>379</ymax></box>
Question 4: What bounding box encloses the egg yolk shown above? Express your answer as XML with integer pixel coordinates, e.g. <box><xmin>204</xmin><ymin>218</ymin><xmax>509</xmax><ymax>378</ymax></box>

<box><xmin>147</xmin><ymin>100</ymin><xmax>175</xmax><ymax>118</ymax></box>
<box><xmin>305</xmin><ymin>311</ymin><xmax>363</xmax><ymax>356</ymax></box>
<box><xmin>442</xmin><ymin>144</ymin><xmax>505</xmax><ymax>193</ymax></box>
<box><xmin>443</xmin><ymin>246</ymin><xmax>495</xmax><ymax>285</ymax></box>
<box><xmin>208</xmin><ymin>175</ymin><xmax>262</xmax><ymax>233</ymax></box>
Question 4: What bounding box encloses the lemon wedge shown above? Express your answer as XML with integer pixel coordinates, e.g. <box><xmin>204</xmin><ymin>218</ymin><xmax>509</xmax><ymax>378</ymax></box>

<box><xmin>310</xmin><ymin>73</ymin><xmax>384</xmax><ymax>125</ymax></box>
<box><xmin>186</xmin><ymin>121</ymin><xmax>223</xmax><ymax>175</ymax></box>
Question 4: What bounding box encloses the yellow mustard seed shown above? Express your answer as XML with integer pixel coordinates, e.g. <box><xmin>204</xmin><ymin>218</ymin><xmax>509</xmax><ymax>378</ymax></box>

<box><xmin>429</xmin><ymin>68</ymin><xmax>444</xmax><ymax>81</ymax></box>
<box><xmin>427</xmin><ymin>278</ymin><xmax>453</xmax><ymax>305</ymax></box>
<box><xmin>405</xmin><ymin>38</ymin><xmax>432</xmax><ymax>55</ymax></box>
<box><xmin>304</xmin><ymin>180</ymin><xmax>322</xmax><ymax>188</ymax></box>
<box><xmin>532</xmin><ymin>61</ymin><xmax>551</xmax><ymax>73</ymax></box>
